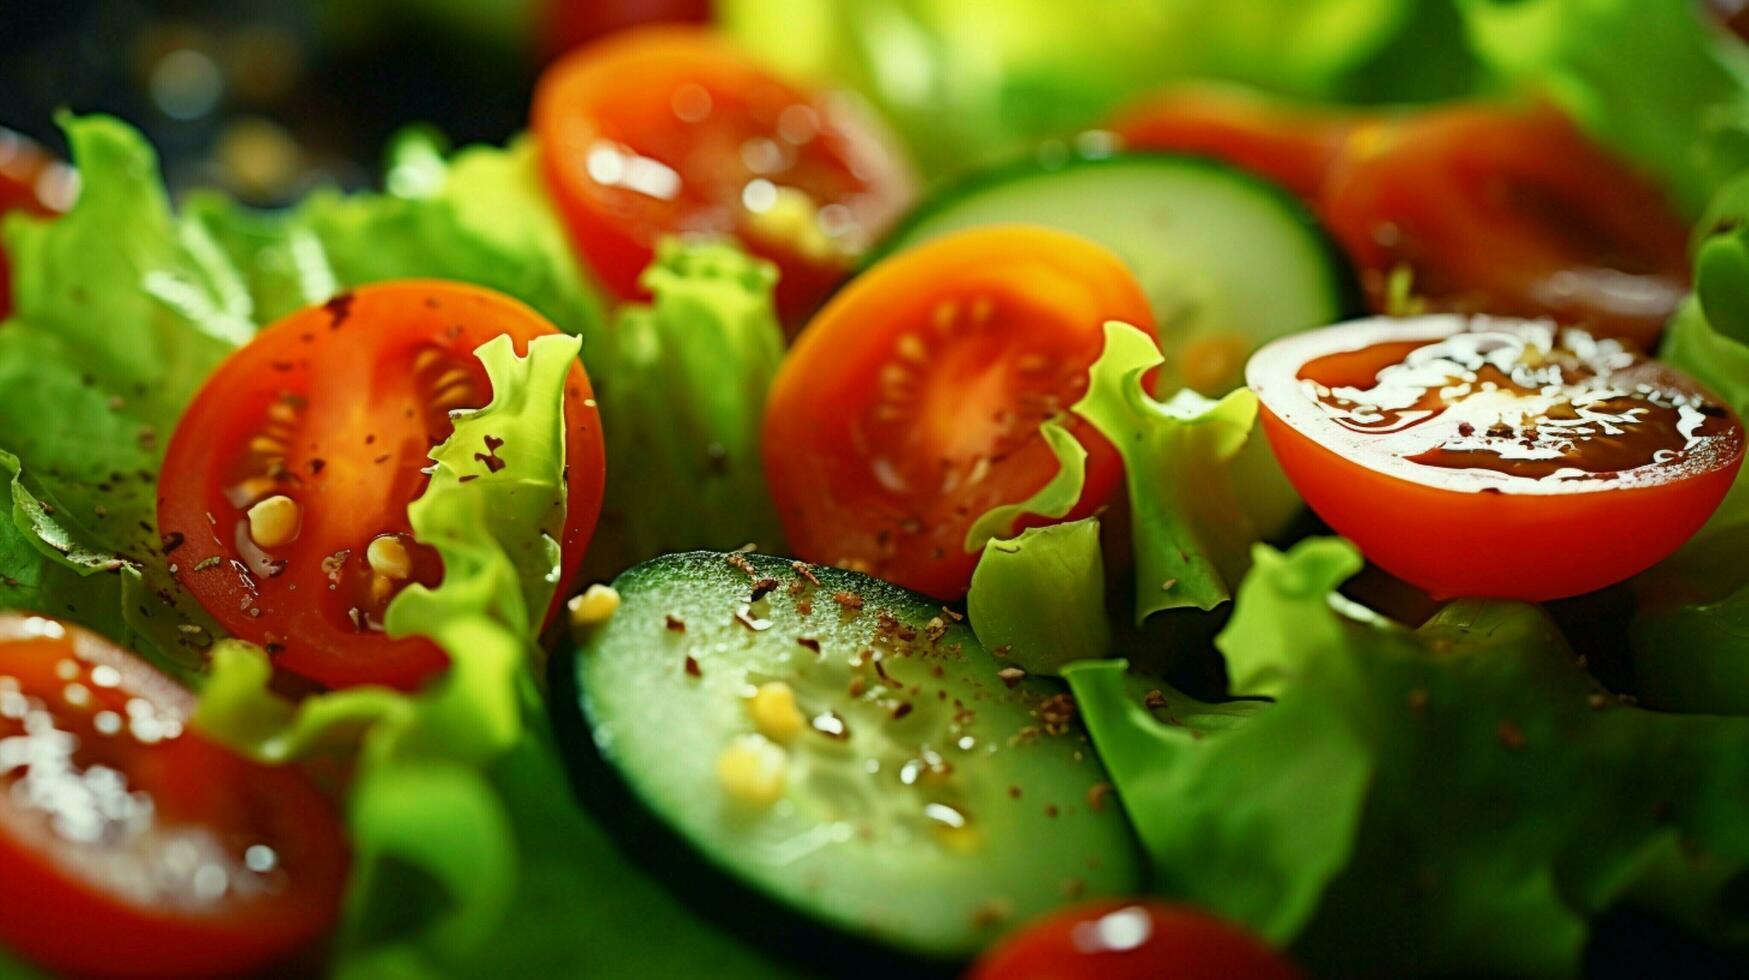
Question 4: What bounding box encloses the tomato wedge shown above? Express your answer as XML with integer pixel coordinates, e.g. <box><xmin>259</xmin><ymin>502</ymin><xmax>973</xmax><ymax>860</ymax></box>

<box><xmin>969</xmin><ymin>900</ymin><xmax>1303</xmax><ymax>980</ymax></box>
<box><xmin>1249</xmin><ymin>315</ymin><xmax>1745</xmax><ymax>601</ymax></box>
<box><xmin>159</xmin><ymin>281</ymin><xmax>605</xmax><ymax>691</ymax></box>
<box><xmin>532</xmin><ymin>25</ymin><xmax>915</xmax><ymax>327</ymax></box>
<box><xmin>1108</xmin><ymin>84</ymin><xmax>1358</xmax><ymax>201</ymax></box>
<box><xmin>1321</xmin><ymin>104</ymin><xmax>1691</xmax><ymax>350</ymax></box>
<box><xmin>0</xmin><ymin>127</ymin><xmax>76</xmax><ymax>320</ymax></box>
<box><xmin>0</xmin><ymin>613</ymin><xmax>348</xmax><ymax>977</ymax></box>
<box><xmin>763</xmin><ymin>225</ymin><xmax>1157</xmax><ymax>599</ymax></box>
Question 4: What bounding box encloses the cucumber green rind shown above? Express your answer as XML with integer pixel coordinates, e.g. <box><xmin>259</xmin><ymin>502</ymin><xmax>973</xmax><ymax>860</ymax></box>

<box><xmin>868</xmin><ymin>151</ymin><xmax>1361</xmax><ymax>393</ymax></box>
<box><xmin>557</xmin><ymin>551</ymin><xmax>1141</xmax><ymax>960</ymax></box>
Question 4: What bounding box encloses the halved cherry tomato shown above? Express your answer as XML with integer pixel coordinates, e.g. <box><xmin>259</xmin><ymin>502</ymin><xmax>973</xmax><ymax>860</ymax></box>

<box><xmin>538</xmin><ymin>0</ymin><xmax>711</xmax><ymax>60</ymax></box>
<box><xmin>969</xmin><ymin>900</ymin><xmax>1303</xmax><ymax>980</ymax></box>
<box><xmin>1108</xmin><ymin>83</ymin><xmax>1359</xmax><ymax>201</ymax></box>
<box><xmin>159</xmin><ymin>281</ymin><xmax>605</xmax><ymax>691</ymax></box>
<box><xmin>1321</xmin><ymin>104</ymin><xmax>1691</xmax><ymax>350</ymax></box>
<box><xmin>1249</xmin><ymin>315</ymin><xmax>1745</xmax><ymax>600</ymax></box>
<box><xmin>0</xmin><ymin>613</ymin><xmax>348</xmax><ymax>977</ymax></box>
<box><xmin>763</xmin><ymin>226</ymin><xmax>1157</xmax><ymax>599</ymax></box>
<box><xmin>532</xmin><ymin>26</ymin><xmax>915</xmax><ymax>327</ymax></box>
<box><xmin>0</xmin><ymin>127</ymin><xmax>76</xmax><ymax>320</ymax></box>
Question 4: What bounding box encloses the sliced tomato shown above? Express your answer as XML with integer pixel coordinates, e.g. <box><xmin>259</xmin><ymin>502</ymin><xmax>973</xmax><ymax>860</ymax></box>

<box><xmin>0</xmin><ymin>613</ymin><xmax>348</xmax><ymax>977</ymax></box>
<box><xmin>537</xmin><ymin>0</ymin><xmax>711</xmax><ymax>59</ymax></box>
<box><xmin>159</xmin><ymin>281</ymin><xmax>605</xmax><ymax>691</ymax></box>
<box><xmin>1248</xmin><ymin>315</ymin><xmax>1745</xmax><ymax>600</ymax></box>
<box><xmin>0</xmin><ymin>127</ymin><xmax>76</xmax><ymax>320</ymax></box>
<box><xmin>1321</xmin><ymin>104</ymin><xmax>1691</xmax><ymax>350</ymax></box>
<box><xmin>1108</xmin><ymin>83</ymin><xmax>1359</xmax><ymax>201</ymax></box>
<box><xmin>969</xmin><ymin>900</ymin><xmax>1303</xmax><ymax>980</ymax></box>
<box><xmin>763</xmin><ymin>225</ymin><xmax>1157</xmax><ymax>599</ymax></box>
<box><xmin>532</xmin><ymin>25</ymin><xmax>915</xmax><ymax>328</ymax></box>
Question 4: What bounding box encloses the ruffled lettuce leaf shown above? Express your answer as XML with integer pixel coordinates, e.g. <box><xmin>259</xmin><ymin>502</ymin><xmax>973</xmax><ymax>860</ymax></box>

<box><xmin>1073</xmin><ymin>322</ymin><xmax>1263</xmax><ymax>622</ymax></box>
<box><xmin>966</xmin><ymin>517</ymin><xmax>1109</xmax><ymax>675</ymax></box>
<box><xmin>584</xmin><ymin>241</ymin><xmax>787</xmax><ymax>577</ymax></box>
<box><xmin>0</xmin><ymin>115</ymin><xmax>240</xmax><ymax>678</ymax></box>
<box><xmin>1070</xmin><ymin>537</ymin><xmax>1749</xmax><ymax>977</ymax></box>
<box><xmin>1451</xmin><ymin>0</ymin><xmax>1749</xmax><ymax>216</ymax></box>
<box><xmin>196</xmin><ymin>333</ymin><xmax>787</xmax><ymax>975</ymax></box>
<box><xmin>196</xmin><ymin>335</ymin><xmax>572</xmax><ymax>967</ymax></box>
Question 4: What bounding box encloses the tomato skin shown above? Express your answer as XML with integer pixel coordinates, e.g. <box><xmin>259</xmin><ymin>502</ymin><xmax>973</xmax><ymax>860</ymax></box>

<box><xmin>969</xmin><ymin>900</ymin><xmax>1303</xmax><ymax>980</ymax></box>
<box><xmin>0</xmin><ymin>614</ymin><xmax>348</xmax><ymax>978</ymax></box>
<box><xmin>763</xmin><ymin>226</ymin><xmax>1157</xmax><ymax>600</ymax></box>
<box><xmin>1249</xmin><ymin>317</ymin><xmax>1745</xmax><ymax>601</ymax></box>
<box><xmin>1259</xmin><ymin>408</ymin><xmax>1738</xmax><ymax>600</ymax></box>
<box><xmin>1321</xmin><ymin>104</ymin><xmax>1691</xmax><ymax>350</ymax></box>
<box><xmin>0</xmin><ymin>127</ymin><xmax>75</xmax><ymax>320</ymax></box>
<box><xmin>1109</xmin><ymin>84</ymin><xmax>1357</xmax><ymax>201</ymax></box>
<box><xmin>159</xmin><ymin>280</ymin><xmax>605</xmax><ymax>691</ymax></box>
<box><xmin>532</xmin><ymin>26</ymin><xmax>915</xmax><ymax>328</ymax></box>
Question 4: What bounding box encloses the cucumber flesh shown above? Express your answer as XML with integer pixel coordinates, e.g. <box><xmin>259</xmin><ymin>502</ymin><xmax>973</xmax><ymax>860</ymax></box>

<box><xmin>875</xmin><ymin>152</ymin><xmax>1356</xmax><ymax>395</ymax></box>
<box><xmin>557</xmin><ymin>552</ymin><xmax>1141</xmax><ymax>959</ymax></box>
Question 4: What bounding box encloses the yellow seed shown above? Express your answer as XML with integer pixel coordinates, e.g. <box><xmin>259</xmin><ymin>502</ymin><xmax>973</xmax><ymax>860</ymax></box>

<box><xmin>567</xmin><ymin>583</ymin><xmax>620</xmax><ymax>629</ymax></box>
<box><xmin>433</xmin><ymin>368</ymin><xmax>471</xmax><ymax>392</ymax></box>
<box><xmin>716</xmin><ymin>734</ymin><xmax>788</xmax><ymax>806</ymax></box>
<box><xmin>413</xmin><ymin>348</ymin><xmax>443</xmax><ymax>373</ymax></box>
<box><xmin>747</xmin><ymin>681</ymin><xmax>806</xmax><ymax>743</ymax></box>
<box><xmin>246</xmin><ymin>495</ymin><xmax>300</xmax><ymax>549</ymax></box>
<box><xmin>932</xmin><ymin>301</ymin><xmax>958</xmax><ymax>331</ymax></box>
<box><xmin>895</xmin><ymin>334</ymin><xmax>928</xmax><ymax>363</ymax></box>
<box><xmin>247</xmin><ymin>435</ymin><xmax>287</xmax><ymax>456</ymax></box>
<box><xmin>366</xmin><ymin>535</ymin><xmax>413</xmax><ymax>580</ymax></box>
<box><xmin>266</xmin><ymin>402</ymin><xmax>298</xmax><ymax>425</ymax></box>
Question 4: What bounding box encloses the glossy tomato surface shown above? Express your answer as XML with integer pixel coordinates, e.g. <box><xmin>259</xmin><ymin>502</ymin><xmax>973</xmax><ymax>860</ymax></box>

<box><xmin>969</xmin><ymin>900</ymin><xmax>1303</xmax><ymax>980</ymax></box>
<box><xmin>0</xmin><ymin>613</ymin><xmax>348</xmax><ymax>978</ymax></box>
<box><xmin>0</xmin><ymin>127</ymin><xmax>76</xmax><ymax>320</ymax></box>
<box><xmin>1109</xmin><ymin>84</ymin><xmax>1357</xmax><ymax>201</ymax></box>
<box><xmin>532</xmin><ymin>25</ymin><xmax>915</xmax><ymax>327</ymax></box>
<box><xmin>1249</xmin><ymin>315</ymin><xmax>1744</xmax><ymax>600</ymax></box>
<box><xmin>763</xmin><ymin>225</ymin><xmax>1157</xmax><ymax>599</ymax></box>
<box><xmin>1321</xmin><ymin>104</ymin><xmax>1691</xmax><ymax>350</ymax></box>
<box><xmin>159</xmin><ymin>281</ymin><xmax>605</xmax><ymax>691</ymax></box>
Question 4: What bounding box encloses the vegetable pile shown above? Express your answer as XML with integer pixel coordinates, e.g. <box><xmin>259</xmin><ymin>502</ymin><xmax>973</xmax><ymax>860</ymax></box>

<box><xmin>6</xmin><ymin>1</ymin><xmax>1749</xmax><ymax>978</ymax></box>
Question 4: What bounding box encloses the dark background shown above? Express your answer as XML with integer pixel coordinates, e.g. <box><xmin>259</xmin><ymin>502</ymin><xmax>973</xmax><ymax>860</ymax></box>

<box><xmin>0</xmin><ymin>0</ymin><xmax>542</xmax><ymax>203</ymax></box>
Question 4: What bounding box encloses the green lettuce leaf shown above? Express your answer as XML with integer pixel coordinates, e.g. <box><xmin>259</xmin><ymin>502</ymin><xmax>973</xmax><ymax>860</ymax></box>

<box><xmin>584</xmin><ymin>241</ymin><xmax>787</xmax><ymax>577</ymax></box>
<box><xmin>1073</xmin><ymin>322</ymin><xmax>1261</xmax><ymax>622</ymax></box>
<box><xmin>196</xmin><ymin>334</ymin><xmax>576</xmax><ymax>967</ymax></box>
<box><xmin>1452</xmin><ymin>0</ymin><xmax>1749</xmax><ymax>215</ymax></box>
<box><xmin>0</xmin><ymin>115</ymin><xmax>240</xmax><ymax>678</ymax></box>
<box><xmin>720</xmin><ymin>0</ymin><xmax>1418</xmax><ymax>178</ymax></box>
<box><xmin>1628</xmin><ymin>185</ymin><xmax>1749</xmax><ymax>713</ymax></box>
<box><xmin>1070</xmin><ymin>537</ymin><xmax>1749</xmax><ymax>977</ymax></box>
<box><xmin>966</xmin><ymin>517</ymin><xmax>1109</xmax><ymax>675</ymax></box>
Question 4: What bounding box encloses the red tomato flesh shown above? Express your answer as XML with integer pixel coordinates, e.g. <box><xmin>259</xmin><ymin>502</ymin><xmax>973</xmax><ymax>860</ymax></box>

<box><xmin>159</xmin><ymin>281</ymin><xmax>605</xmax><ymax>691</ymax></box>
<box><xmin>0</xmin><ymin>127</ymin><xmax>76</xmax><ymax>320</ymax></box>
<box><xmin>1249</xmin><ymin>315</ymin><xmax>1744</xmax><ymax>600</ymax></box>
<box><xmin>532</xmin><ymin>25</ymin><xmax>915</xmax><ymax>327</ymax></box>
<box><xmin>763</xmin><ymin>225</ymin><xmax>1157</xmax><ymax>600</ymax></box>
<box><xmin>0</xmin><ymin>613</ymin><xmax>348</xmax><ymax>978</ymax></box>
<box><xmin>969</xmin><ymin>899</ymin><xmax>1303</xmax><ymax>980</ymax></box>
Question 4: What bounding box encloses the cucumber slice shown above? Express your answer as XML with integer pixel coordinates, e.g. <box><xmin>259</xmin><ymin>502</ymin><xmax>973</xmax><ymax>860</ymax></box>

<box><xmin>872</xmin><ymin>152</ymin><xmax>1358</xmax><ymax>395</ymax></box>
<box><xmin>554</xmin><ymin>552</ymin><xmax>1141</xmax><ymax>960</ymax></box>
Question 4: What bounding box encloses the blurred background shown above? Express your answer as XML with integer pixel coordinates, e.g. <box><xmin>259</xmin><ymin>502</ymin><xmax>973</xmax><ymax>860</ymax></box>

<box><xmin>0</xmin><ymin>0</ymin><xmax>708</xmax><ymax>204</ymax></box>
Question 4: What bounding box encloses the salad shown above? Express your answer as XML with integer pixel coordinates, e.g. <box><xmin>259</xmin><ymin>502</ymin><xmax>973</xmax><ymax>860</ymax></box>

<box><xmin>5</xmin><ymin>1</ymin><xmax>1749</xmax><ymax>977</ymax></box>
